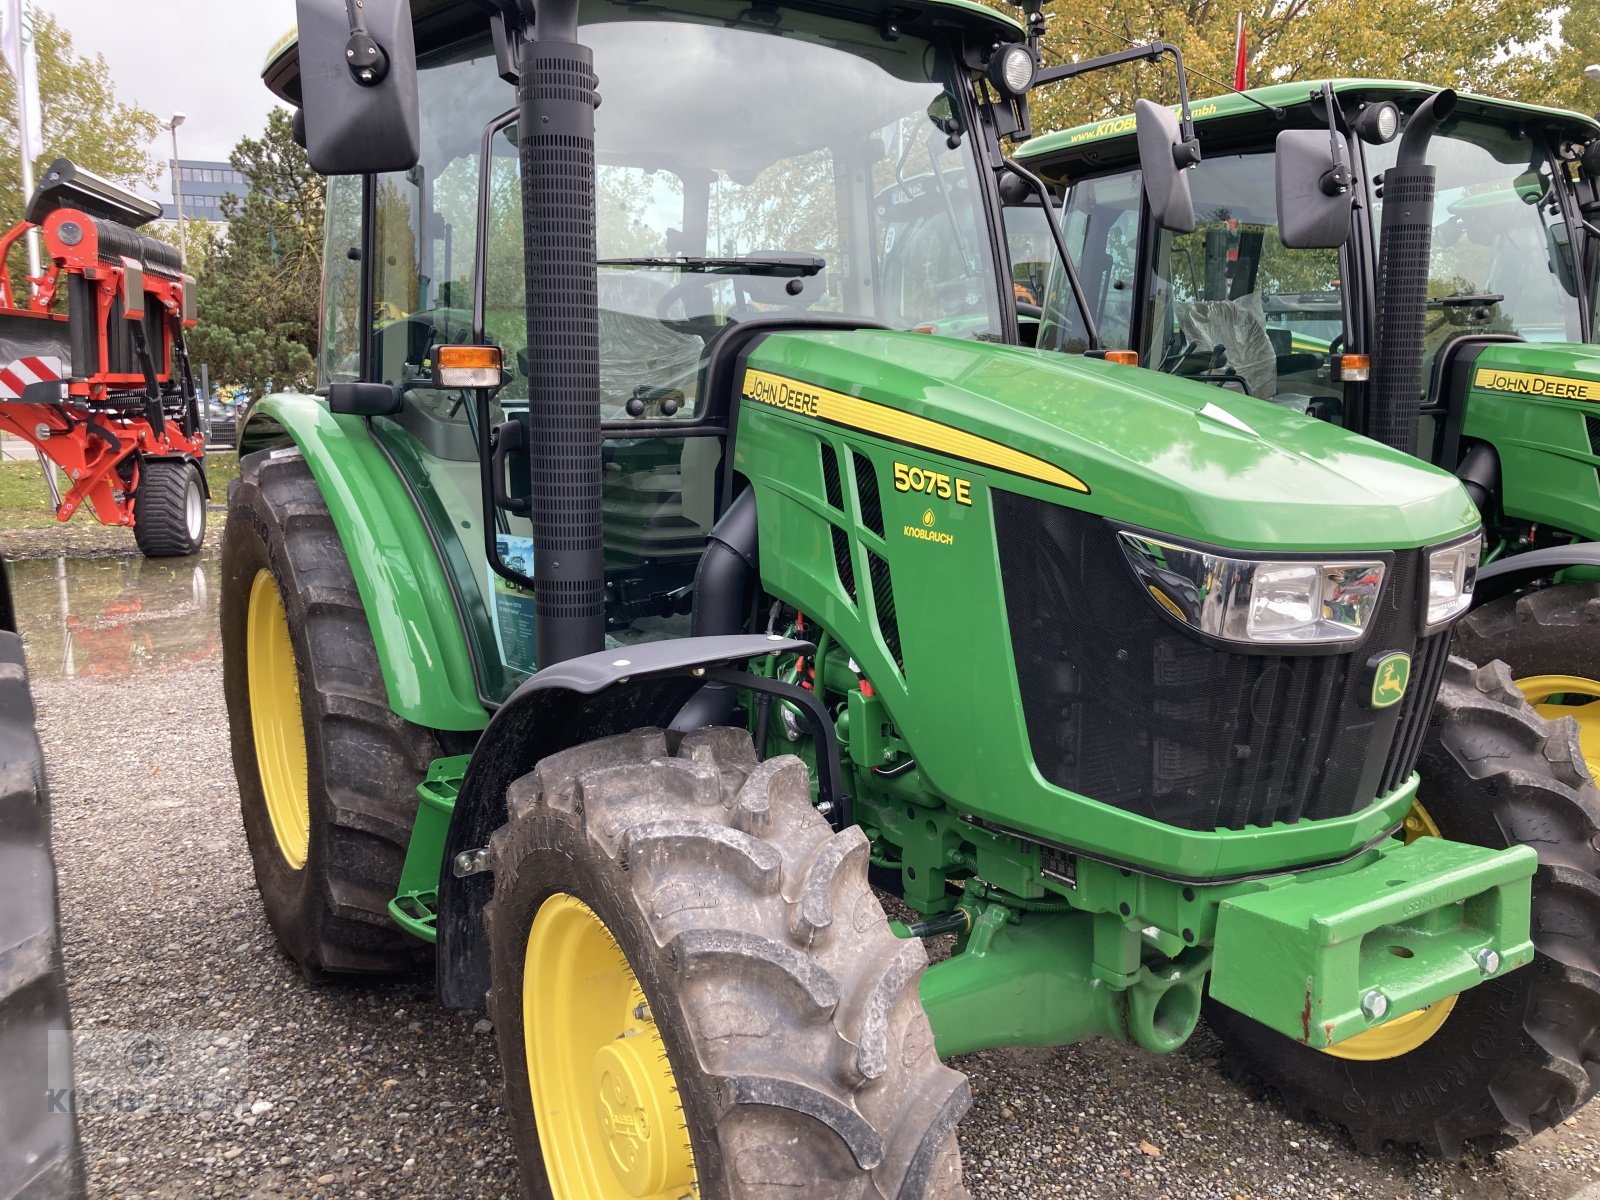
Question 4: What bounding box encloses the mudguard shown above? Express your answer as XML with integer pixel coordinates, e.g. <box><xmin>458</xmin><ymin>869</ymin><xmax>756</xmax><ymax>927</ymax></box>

<box><xmin>236</xmin><ymin>394</ymin><xmax>487</xmax><ymax>731</ymax></box>
<box><xmin>1474</xmin><ymin>541</ymin><xmax>1600</xmax><ymax>604</ymax></box>
<box><xmin>435</xmin><ymin>633</ymin><xmax>809</xmax><ymax>1009</ymax></box>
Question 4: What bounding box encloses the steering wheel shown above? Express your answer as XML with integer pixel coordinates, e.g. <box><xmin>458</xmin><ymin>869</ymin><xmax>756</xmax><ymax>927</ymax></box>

<box><xmin>1016</xmin><ymin>302</ymin><xmax>1044</xmax><ymax>321</ymax></box>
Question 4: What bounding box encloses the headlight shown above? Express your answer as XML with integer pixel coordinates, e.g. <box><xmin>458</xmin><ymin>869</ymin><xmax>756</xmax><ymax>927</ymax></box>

<box><xmin>1423</xmin><ymin>533</ymin><xmax>1481</xmax><ymax>631</ymax></box>
<box><xmin>988</xmin><ymin>44</ymin><xmax>1036</xmax><ymax>98</ymax></box>
<box><xmin>1118</xmin><ymin>530</ymin><xmax>1386</xmax><ymax>646</ymax></box>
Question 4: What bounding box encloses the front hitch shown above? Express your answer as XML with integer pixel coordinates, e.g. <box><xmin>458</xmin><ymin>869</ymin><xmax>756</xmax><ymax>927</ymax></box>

<box><xmin>1209</xmin><ymin>835</ymin><xmax>1535</xmax><ymax>1047</ymax></box>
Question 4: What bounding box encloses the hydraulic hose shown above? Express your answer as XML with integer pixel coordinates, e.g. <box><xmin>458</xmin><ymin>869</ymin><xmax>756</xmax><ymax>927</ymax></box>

<box><xmin>1370</xmin><ymin>89</ymin><xmax>1457</xmax><ymax>456</ymax></box>
<box><xmin>518</xmin><ymin>0</ymin><xmax>605</xmax><ymax>666</ymax></box>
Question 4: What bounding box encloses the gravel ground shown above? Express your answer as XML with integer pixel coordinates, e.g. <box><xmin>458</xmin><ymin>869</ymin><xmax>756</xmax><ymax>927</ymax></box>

<box><xmin>19</xmin><ymin>561</ymin><xmax>1600</xmax><ymax>1199</ymax></box>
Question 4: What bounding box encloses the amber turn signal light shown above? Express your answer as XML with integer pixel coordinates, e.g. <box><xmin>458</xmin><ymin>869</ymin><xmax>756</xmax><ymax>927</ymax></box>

<box><xmin>434</xmin><ymin>344</ymin><xmax>503</xmax><ymax>388</ymax></box>
<box><xmin>1333</xmin><ymin>353</ymin><xmax>1370</xmax><ymax>382</ymax></box>
<box><xmin>1103</xmin><ymin>350</ymin><xmax>1139</xmax><ymax>367</ymax></box>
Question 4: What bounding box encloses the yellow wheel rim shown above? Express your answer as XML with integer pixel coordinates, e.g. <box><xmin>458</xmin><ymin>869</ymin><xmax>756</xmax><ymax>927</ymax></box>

<box><xmin>1515</xmin><ymin>674</ymin><xmax>1600</xmax><ymax>778</ymax></box>
<box><xmin>524</xmin><ymin>894</ymin><xmax>698</xmax><ymax>1200</ymax></box>
<box><xmin>246</xmin><ymin>570</ymin><xmax>311</xmax><ymax>870</ymax></box>
<box><xmin>1319</xmin><ymin>800</ymin><xmax>1459</xmax><ymax>1060</ymax></box>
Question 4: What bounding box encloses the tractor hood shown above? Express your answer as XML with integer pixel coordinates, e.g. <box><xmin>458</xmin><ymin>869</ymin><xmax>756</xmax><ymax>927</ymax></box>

<box><xmin>742</xmin><ymin>329</ymin><xmax>1480</xmax><ymax>551</ymax></box>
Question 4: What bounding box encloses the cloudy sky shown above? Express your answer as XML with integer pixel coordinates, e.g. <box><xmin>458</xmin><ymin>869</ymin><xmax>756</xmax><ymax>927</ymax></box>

<box><xmin>54</xmin><ymin>0</ymin><xmax>297</xmax><ymax>200</ymax></box>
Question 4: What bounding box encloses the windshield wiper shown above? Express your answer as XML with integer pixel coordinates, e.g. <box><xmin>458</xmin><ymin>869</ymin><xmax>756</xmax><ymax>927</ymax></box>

<box><xmin>598</xmin><ymin>254</ymin><xmax>825</xmax><ymax>277</ymax></box>
<box><xmin>1428</xmin><ymin>292</ymin><xmax>1505</xmax><ymax>308</ymax></box>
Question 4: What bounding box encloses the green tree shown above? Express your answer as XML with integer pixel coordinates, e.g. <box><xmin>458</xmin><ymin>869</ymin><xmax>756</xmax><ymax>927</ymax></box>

<box><xmin>0</xmin><ymin>9</ymin><xmax>159</xmax><ymax>285</ymax></box>
<box><xmin>187</xmin><ymin>108</ymin><xmax>325</xmax><ymax>396</ymax></box>
<box><xmin>1013</xmin><ymin>0</ymin><xmax>1558</xmax><ymax>133</ymax></box>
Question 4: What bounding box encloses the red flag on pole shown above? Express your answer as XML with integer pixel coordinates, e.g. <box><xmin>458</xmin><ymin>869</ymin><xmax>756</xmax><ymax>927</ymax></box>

<box><xmin>1233</xmin><ymin>12</ymin><xmax>1247</xmax><ymax>90</ymax></box>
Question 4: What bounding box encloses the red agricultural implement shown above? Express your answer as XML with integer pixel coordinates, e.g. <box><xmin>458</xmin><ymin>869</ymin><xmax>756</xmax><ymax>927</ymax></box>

<box><xmin>0</xmin><ymin>159</ymin><xmax>207</xmax><ymax>557</ymax></box>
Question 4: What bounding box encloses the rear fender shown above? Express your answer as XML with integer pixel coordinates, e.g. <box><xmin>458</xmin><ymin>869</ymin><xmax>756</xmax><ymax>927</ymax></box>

<box><xmin>237</xmin><ymin>393</ymin><xmax>486</xmax><ymax>731</ymax></box>
<box><xmin>435</xmin><ymin>634</ymin><xmax>808</xmax><ymax>1010</ymax></box>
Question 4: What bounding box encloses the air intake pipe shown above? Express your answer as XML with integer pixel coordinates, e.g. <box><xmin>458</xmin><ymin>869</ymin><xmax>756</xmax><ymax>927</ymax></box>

<box><xmin>517</xmin><ymin>0</ymin><xmax>605</xmax><ymax>667</ymax></box>
<box><xmin>671</xmin><ymin>489</ymin><xmax>760</xmax><ymax>731</ymax></box>
<box><xmin>1370</xmin><ymin>89</ymin><xmax>1456</xmax><ymax>456</ymax></box>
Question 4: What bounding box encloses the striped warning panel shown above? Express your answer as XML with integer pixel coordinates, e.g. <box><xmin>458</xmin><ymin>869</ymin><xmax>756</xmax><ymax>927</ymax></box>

<box><xmin>0</xmin><ymin>355</ymin><xmax>64</xmax><ymax>400</ymax></box>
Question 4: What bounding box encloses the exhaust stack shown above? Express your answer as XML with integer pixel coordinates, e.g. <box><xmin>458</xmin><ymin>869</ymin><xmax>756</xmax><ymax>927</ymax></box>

<box><xmin>517</xmin><ymin>0</ymin><xmax>605</xmax><ymax>667</ymax></box>
<box><xmin>1370</xmin><ymin>89</ymin><xmax>1456</xmax><ymax>457</ymax></box>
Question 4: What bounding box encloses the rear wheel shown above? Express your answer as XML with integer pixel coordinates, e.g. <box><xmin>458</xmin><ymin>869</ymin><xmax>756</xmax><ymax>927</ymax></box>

<box><xmin>484</xmin><ymin>726</ymin><xmax>970</xmax><ymax>1199</ymax></box>
<box><xmin>221</xmin><ymin>449</ymin><xmax>441</xmax><ymax>975</ymax></box>
<box><xmin>132</xmin><ymin>456</ymin><xmax>205</xmax><ymax>558</ymax></box>
<box><xmin>1206</xmin><ymin>657</ymin><xmax>1600</xmax><ymax>1157</ymax></box>
<box><xmin>1455</xmin><ymin>582</ymin><xmax>1600</xmax><ymax>776</ymax></box>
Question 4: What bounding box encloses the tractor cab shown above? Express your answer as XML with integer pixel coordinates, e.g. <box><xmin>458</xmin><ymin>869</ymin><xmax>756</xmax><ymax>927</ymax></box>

<box><xmin>1019</xmin><ymin>82</ymin><xmax>1600</xmax><ymax>432</ymax></box>
<box><xmin>260</xmin><ymin>0</ymin><xmax>1029</xmax><ymax>702</ymax></box>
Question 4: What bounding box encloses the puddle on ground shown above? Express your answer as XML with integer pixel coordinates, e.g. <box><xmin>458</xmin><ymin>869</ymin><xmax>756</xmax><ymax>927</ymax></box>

<box><xmin>8</xmin><ymin>552</ymin><xmax>220</xmax><ymax>679</ymax></box>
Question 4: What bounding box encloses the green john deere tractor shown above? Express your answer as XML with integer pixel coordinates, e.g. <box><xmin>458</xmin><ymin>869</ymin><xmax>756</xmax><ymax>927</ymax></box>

<box><xmin>222</xmin><ymin>1</ymin><xmax>1597</xmax><ymax>1191</ymax></box>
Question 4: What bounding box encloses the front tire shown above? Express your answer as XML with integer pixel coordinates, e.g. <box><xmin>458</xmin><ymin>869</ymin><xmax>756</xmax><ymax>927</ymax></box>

<box><xmin>133</xmin><ymin>457</ymin><xmax>205</xmax><ymax>558</ymax></box>
<box><xmin>484</xmin><ymin>726</ymin><xmax>970</xmax><ymax>1199</ymax></box>
<box><xmin>221</xmin><ymin>449</ymin><xmax>441</xmax><ymax>975</ymax></box>
<box><xmin>1206</xmin><ymin>657</ymin><xmax>1600</xmax><ymax>1157</ymax></box>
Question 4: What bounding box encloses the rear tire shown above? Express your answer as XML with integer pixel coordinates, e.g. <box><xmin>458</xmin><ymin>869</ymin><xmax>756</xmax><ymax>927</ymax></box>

<box><xmin>221</xmin><ymin>449</ymin><xmax>440</xmax><ymax>976</ymax></box>
<box><xmin>1206</xmin><ymin>657</ymin><xmax>1600</xmax><ymax>1157</ymax></box>
<box><xmin>133</xmin><ymin>457</ymin><xmax>205</xmax><ymax>558</ymax></box>
<box><xmin>1455</xmin><ymin>582</ymin><xmax>1600</xmax><ymax>774</ymax></box>
<box><xmin>485</xmin><ymin>726</ymin><xmax>970</xmax><ymax>1199</ymax></box>
<box><xmin>0</xmin><ymin>624</ymin><xmax>85</xmax><ymax>1198</ymax></box>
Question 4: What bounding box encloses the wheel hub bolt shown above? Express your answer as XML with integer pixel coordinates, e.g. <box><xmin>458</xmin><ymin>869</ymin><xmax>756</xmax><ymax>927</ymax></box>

<box><xmin>1360</xmin><ymin>989</ymin><xmax>1388</xmax><ymax>1021</ymax></box>
<box><xmin>1476</xmin><ymin>948</ymin><xmax>1501</xmax><ymax>976</ymax></box>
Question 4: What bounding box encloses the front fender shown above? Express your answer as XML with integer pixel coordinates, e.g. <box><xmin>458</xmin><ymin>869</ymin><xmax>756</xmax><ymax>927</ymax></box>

<box><xmin>435</xmin><ymin>633</ymin><xmax>808</xmax><ymax>1009</ymax></box>
<box><xmin>1474</xmin><ymin>541</ymin><xmax>1600</xmax><ymax>605</ymax></box>
<box><xmin>239</xmin><ymin>393</ymin><xmax>487</xmax><ymax>732</ymax></box>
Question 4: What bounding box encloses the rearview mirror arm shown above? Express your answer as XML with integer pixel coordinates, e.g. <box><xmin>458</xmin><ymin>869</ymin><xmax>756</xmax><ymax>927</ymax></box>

<box><xmin>1000</xmin><ymin>156</ymin><xmax>1100</xmax><ymax>350</ymax></box>
<box><xmin>1035</xmin><ymin>43</ymin><xmax>1201</xmax><ymax>168</ymax></box>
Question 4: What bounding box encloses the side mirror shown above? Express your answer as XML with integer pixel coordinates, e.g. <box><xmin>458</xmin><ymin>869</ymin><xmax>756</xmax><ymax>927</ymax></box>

<box><xmin>295</xmin><ymin>0</ymin><xmax>420</xmax><ymax>175</ymax></box>
<box><xmin>1275</xmin><ymin>129</ymin><xmax>1355</xmax><ymax>249</ymax></box>
<box><xmin>329</xmin><ymin>382</ymin><xmax>403</xmax><ymax>416</ymax></box>
<box><xmin>1135</xmin><ymin>100</ymin><xmax>1196</xmax><ymax>234</ymax></box>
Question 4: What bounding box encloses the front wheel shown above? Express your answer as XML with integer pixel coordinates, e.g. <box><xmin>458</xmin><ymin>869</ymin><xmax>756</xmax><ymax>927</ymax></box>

<box><xmin>132</xmin><ymin>457</ymin><xmax>205</xmax><ymax>557</ymax></box>
<box><xmin>1206</xmin><ymin>657</ymin><xmax>1600</xmax><ymax>1157</ymax></box>
<box><xmin>484</xmin><ymin>726</ymin><xmax>970</xmax><ymax>1199</ymax></box>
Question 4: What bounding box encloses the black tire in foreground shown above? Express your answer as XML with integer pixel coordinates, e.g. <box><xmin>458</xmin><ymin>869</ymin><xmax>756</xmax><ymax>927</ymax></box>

<box><xmin>1206</xmin><ymin>657</ymin><xmax>1600</xmax><ymax>1157</ymax></box>
<box><xmin>0</xmin><ymin>613</ymin><xmax>85</xmax><ymax>1196</ymax></box>
<box><xmin>221</xmin><ymin>449</ymin><xmax>440</xmax><ymax>976</ymax></box>
<box><xmin>484</xmin><ymin>726</ymin><xmax>971</xmax><ymax>1199</ymax></box>
<box><xmin>132</xmin><ymin>457</ymin><xmax>206</xmax><ymax>558</ymax></box>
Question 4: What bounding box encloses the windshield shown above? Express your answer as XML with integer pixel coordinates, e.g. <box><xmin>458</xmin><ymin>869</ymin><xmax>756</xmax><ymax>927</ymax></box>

<box><xmin>1038</xmin><ymin>172</ymin><xmax>1142</xmax><ymax>354</ymax></box>
<box><xmin>476</xmin><ymin>8</ymin><xmax>1004</xmax><ymax>414</ymax></box>
<box><xmin>1367</xmin><ymin>118</ymin><xmax>1586</xmax><ymax>353</ymax></box>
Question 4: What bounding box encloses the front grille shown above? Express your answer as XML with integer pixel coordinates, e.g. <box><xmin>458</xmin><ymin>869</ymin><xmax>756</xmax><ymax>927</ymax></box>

<box><xmin>994</xmin><ymin>491</ymin><xmax>1446</xmax><ymax>831</ymax></box>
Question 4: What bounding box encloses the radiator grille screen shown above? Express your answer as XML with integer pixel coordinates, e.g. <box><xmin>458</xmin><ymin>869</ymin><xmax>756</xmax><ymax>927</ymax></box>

<box><xmin>993</xmin><ymin>491</ymin><xmax>1446</xmax><ymax>831</ymax></box>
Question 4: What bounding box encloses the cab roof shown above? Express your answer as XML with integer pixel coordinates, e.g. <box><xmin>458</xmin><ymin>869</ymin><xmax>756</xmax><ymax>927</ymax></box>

<box><xmin>1015</xmin><ymin>78</ymin><xmax>1600</xmax><ymax>179</ymax></box>
<box><xmin>262</xmin><ymin>0</ymin><xmax>1024</xmax><ymax>104</ymax></box>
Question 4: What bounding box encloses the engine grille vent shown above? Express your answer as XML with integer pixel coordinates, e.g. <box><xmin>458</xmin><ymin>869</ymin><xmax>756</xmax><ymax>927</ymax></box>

<box><xmin>993</xmin><ymin>491</ymin><xmax>1444</xmax><ymax>832</ymax></box>
<box><xmin>854</xmin><ymin>451</ymin><xmax>884</xmax><ymax>537</ymax></box>
<box><xmin>867</xmin><ymin>549</ymin><xmax>902</xmax><ymax>669</ymax></box>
